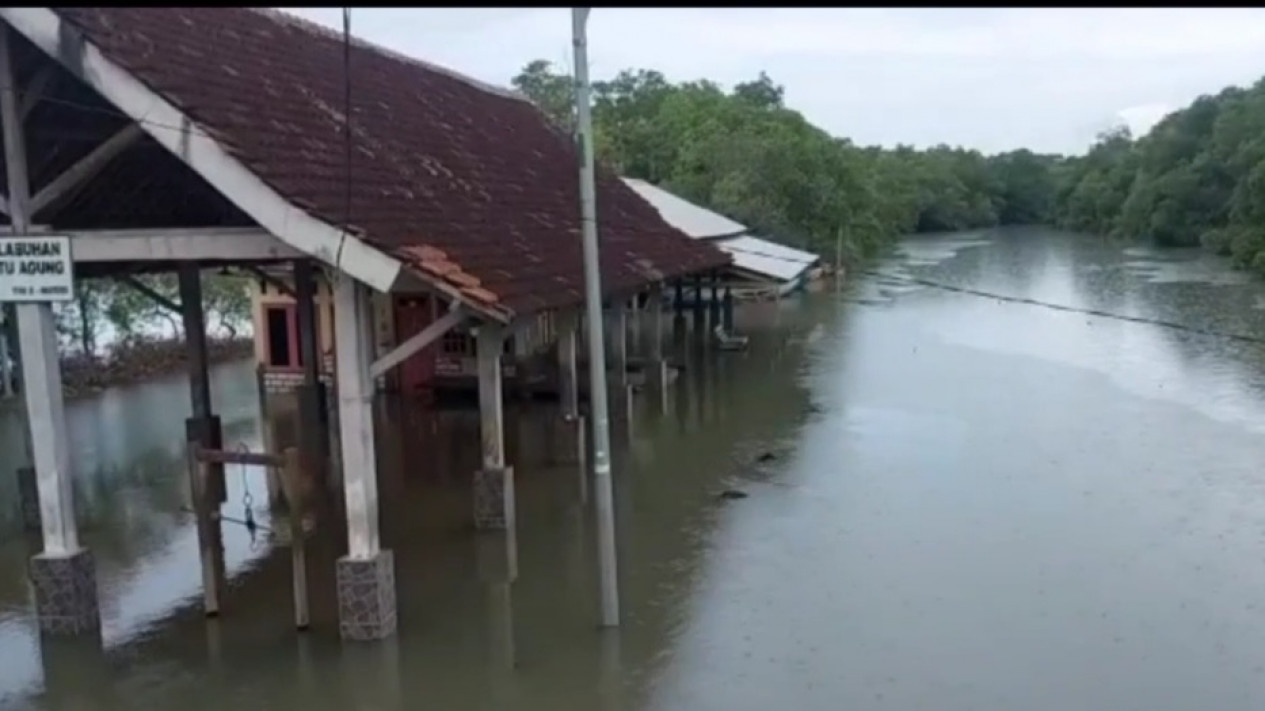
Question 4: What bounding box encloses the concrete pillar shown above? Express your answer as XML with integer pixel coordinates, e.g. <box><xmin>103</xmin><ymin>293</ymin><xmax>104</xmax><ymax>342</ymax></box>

<box><xmin>691</xmin><ymin>274</ymin><xmax>705</xmax><ymax>339</ymax></box>
<box><xmin>649</xmin><ymin>283</ymin><xmax>669</xmax><ymax>414</ymax></box>
<box><xmin>609</xmin><ymin>307</ymin><xmax>628</xmax><ymax>384</ymax></box>
<box><xmin>474</xmin><ymin>324</ymin><xmax>515</xmax><ymax>531</ymax></box>
<box><xmin>332</xmin><ymin>276</ymin><xmax>396</xmax><ymax>641</ymax></box>
<box><xmin>293</xmin><ymin>260</ymin><xmax>329</xmax><ymax>485</ymax></box>
<box><xmin>1</xmin><ymin>26</ymin><xmax>98</xmax><ymax>636</ymax></box>
<box><xmin>629</xmin><ymin>295</ymin><xmax>642</xmax><ymax>358</ymax></box>
<box><xmin>708</xmin><ymin>272</ymin><xmax>721</xmax><ymax>336</ymax></box>
<box><xmin>178</xmin><ymin>264</ymin><xmax>225</xmax><ymax>505</ymax></box>
<box><xmin>551</xmin><ymin>311</ymin><xmax>585</xmax><ymax>467</ymax></box>
<box><xmin>557</xmin><ymin>311</ymin><xmax>579</xmax><ymax>421</ymax></box>
<box><xmin>722</xmin><ymin>285</ymin><xmax>735</xmax><ymax>334</ymax></box>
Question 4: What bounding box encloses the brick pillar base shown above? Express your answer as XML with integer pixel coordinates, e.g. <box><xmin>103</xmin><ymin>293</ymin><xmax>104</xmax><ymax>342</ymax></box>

<box><xmin>336</xmin><ymin>551</ymin><xmax>397</xmax><ymax>641</ymax></box>
<box><xmin>16</xmin><ymin>465</ymin><xmax>39</xmax><ymax>532</ymax></box>
<box><xmin>473</xmin><ymin>467</ymin><xmax>516</xmax><ymax>531</ymax></box>
<box><xmin>29</xmin><ymin>549</ymin><xmax>100</xmax><ymax>636</ymax></box>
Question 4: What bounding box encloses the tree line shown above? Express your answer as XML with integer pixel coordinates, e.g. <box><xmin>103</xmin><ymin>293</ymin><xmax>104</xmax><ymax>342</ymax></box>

<box><xmin>513</xmin><ymin>60</ymin><xmax>1059</xmax><ymax>264</ymax></box>
<box><xmin>516</xmin><ymin>60</ymin><xmax>1265</xmax><ymax>275</ymax></box>
<box><xmin>47</xmin><ymin>273</ymin><xmax>249</xmax><ymax>358</ymax></box>
<box><xmin>1052</xmin><ymin>78</ymin><xmax>1265</xmax><ymax>273</ymax></box>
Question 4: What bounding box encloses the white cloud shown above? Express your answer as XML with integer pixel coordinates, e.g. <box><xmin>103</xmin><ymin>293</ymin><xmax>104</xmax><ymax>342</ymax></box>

<box><xmin>1116</xmin><ymin>103</ymin><xmax>1174</xmax><ymax>138</ymax></box>
<box><xmin>284</xmin><ymin>8</ymin><xmax>1265</xmax><ymax>155</ymax></box>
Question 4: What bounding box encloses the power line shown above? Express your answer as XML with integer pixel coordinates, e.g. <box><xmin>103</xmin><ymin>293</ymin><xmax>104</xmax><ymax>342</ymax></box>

<box><xmin>862</xmin><ymin>268</ymin><xmax>1265</xmax><ymax>346</ymax></box>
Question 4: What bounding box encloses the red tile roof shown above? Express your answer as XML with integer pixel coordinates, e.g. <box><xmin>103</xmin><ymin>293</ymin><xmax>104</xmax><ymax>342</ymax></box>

<box><xmin>52</xmin><ymin>7</ymin><xmax>730</xmax><ymax>318</ymax></box>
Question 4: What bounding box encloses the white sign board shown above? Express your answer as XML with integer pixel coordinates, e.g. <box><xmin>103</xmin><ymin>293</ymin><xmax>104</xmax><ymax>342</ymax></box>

<box><xmin>0</xmin><ymin>236</ymin><xmax>75</xmax><ymax>303</ymax></box>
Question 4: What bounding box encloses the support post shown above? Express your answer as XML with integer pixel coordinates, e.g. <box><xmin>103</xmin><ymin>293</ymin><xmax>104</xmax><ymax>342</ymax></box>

<box><xmin>722</xmin><ymin>285</ymin><xmax>735</xmax><ymax>334</ymax></box>
<box><xmin>187</xmin><ymin>449</ymin><xmax>225</xmax><ymax>617</ymax></box>
<box><xmin>332</xmin><ymin>276</ymin><xmax>396</xmax><ymax>641</ymax></box>
<box><xmin>1</xmin><ymin>25</ymin><xmax>98</xmax><ymax>636</ymax></box>
<box><xmin>629</xmin><ymin>295</ymin><xmax>642</xmax><ymax>358</ymax></box>
<box><xmin>574</xmin><ymin>7</ymin><xmax>621</xmax><ymax>627</ymax></box>
<box><xmin>293</xmin><ymin>260</ymin><xmax>329</xmax><ymax>486</ymax></box>
<box><xmin>551</xmin><ymin>311</ymin><xmax>585</xmax><ymax>467</ymax></box>
<box><xmin>178</xmin><ymin>263</ymin><xmax>225</xmax><ymax>505</ymax></box>
<box><xmin>709</xmin><ymin>272</ymin><xmax>721</xmax><ymax>336</ymax></box>
<box><xmin>649</xmin><ymin>283</ymin><xmax>668</xmax><ymax>413</ymax></box>
<box><xmin>691</xmin><ymin>273</ymin><xmax>705</xmax><ymax>339</ymax></box>
<box><xmin>283</xmin><ymin>447</ymin><xmax>311</xmax><ymax>631</ymax></box>
<box><xmin>475</xmin><ymin>324</ymin><xmax>515</xmax><ymax>531</ymax></box>
<box><xmin>609</xmin><ymin>306</ymin><xmax>628</xmax><ymax>384</ymax></box>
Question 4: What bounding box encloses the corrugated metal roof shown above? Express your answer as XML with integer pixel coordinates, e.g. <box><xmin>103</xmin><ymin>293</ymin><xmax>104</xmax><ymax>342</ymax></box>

<box><xmin>621</xmin><ymin>178</ymin><xmax>747</xmax><ymax>239</ymax></box>
<box><xmin>719</xmin><ymin>235</ymin><xmax>821</xmax><ymax>283</ymax></box>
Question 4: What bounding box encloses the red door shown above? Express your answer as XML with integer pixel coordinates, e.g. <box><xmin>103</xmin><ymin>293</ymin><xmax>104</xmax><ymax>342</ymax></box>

<box><xmin>393</xmin><ymin>295</ymin><xmax>438</xmax><ymax>394</ymax></box>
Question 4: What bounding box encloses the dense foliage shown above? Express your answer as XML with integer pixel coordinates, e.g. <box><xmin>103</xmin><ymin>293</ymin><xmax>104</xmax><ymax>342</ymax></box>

<box><xmin>513</xmin><ymin>61</ymin><xmax>1059</xmax><ymax>264</ymax></box>
<box><xmin>1052</xmin><ymin>80</ymin><xmax>1265</xmax><ymax>273</ymax></box>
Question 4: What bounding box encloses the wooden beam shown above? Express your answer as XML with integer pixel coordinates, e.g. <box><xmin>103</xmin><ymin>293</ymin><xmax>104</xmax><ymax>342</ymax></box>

<box><xmin>30</xmin><ymin>123</ymin><xmax>143</xmax><ymax>216</ymax></box>
<box><xmin>368</xmin><ymin>303</ymin><xmax>465</xmax><ymax>380</ymax></box>
<box><xmin>117</xmin><ymin>275</ymin><xmax>180</xmax><ymax>314</ymax></box>
<box><xmin>64</xmin><ymin>226</ymin><xmax>302</xmax><ymax>263</ymax></box>
<box><xmin>239</xmin><ymin>264</ymin><xmax>295</xmax><ymax>298</ymax></box>
<box><xmin>19</xmin><ymin>65</ymin><xmax>53</xmax><ymax>121</ymax></box>
<box><xmin>193</xmin><ymin>447</ymin><xmax>284</xmax><ymax>468</ymax></box>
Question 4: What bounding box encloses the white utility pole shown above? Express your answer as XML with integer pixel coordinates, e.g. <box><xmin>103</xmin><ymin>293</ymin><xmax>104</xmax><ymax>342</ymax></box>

<box><xmin>572</xmin><ymin>6</ymin><xmax>620</xmax><ymax>628</ymax></box>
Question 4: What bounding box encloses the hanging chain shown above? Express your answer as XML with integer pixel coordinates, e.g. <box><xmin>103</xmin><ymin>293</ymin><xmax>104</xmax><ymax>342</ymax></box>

<box><xmin>234</xmin><ymin>441</ymin><xmax>259</xmax><ymax>546</ymax></box>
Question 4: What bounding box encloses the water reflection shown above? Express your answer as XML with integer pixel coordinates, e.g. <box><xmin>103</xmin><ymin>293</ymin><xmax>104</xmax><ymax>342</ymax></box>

<box><xmin>7</xmin><ymin>228</ymin><xmax>1265</xmax><ymax>708</ymax></box>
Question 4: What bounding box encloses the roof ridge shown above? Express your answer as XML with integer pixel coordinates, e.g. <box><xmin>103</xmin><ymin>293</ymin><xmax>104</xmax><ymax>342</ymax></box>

<box><xmin>254</xmin><ymin>8</ymin><xmax>531</xmax><ymax>106</ymax></box>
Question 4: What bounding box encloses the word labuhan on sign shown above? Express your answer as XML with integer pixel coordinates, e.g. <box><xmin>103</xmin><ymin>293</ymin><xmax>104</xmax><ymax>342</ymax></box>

<box><xmin>0</xmin><ymin>236</ymin><xmax>75</xmax><ymax>303</ymax></box>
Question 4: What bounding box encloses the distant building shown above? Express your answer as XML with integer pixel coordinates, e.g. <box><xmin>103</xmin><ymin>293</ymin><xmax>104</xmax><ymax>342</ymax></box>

<box><xmin>621</xmin><ymin>179</ymin><xmax>822</xmax><ymax>299</ymax></box>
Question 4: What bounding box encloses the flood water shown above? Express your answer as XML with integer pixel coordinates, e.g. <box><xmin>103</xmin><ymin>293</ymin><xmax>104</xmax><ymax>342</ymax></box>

<box><xmin>4</xmin><ymin>226</ymin><xmax>1265</xmax><ymax>710</ymax></box>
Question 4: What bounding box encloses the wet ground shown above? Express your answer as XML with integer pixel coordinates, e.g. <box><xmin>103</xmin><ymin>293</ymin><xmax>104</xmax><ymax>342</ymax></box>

<box><xmin>4</xmin><ymin>226</ymin><xmax>1265</xmax><ymax>710</ymax></box>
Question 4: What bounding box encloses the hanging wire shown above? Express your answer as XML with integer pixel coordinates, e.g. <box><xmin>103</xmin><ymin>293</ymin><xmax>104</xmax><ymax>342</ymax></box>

<box><xmin>233</xmin><ymin>442</ymin><xmax>260</xmax><ymax>548</ymax></box>
<box><xmin>328</xmin><ymin>6</ymin><xmax>354</xmax><ymax>289</ymax></box>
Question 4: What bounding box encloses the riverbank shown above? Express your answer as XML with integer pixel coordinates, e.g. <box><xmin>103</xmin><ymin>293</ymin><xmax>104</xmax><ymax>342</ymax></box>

<box><xmin>6</xmin><ymin>337</ymin><xmax>253</xmax><ymax>402</ymax></box>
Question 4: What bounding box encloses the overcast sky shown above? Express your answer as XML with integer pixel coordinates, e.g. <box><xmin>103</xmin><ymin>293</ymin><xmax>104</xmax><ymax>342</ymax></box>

<box><xmin>287</xmin><ymin>8</ymin><xmax>1265</xmax><ymax>156</ymax></box>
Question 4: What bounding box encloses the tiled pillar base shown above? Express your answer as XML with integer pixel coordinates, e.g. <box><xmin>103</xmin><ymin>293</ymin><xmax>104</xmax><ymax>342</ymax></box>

<box><xmin>473</xmin><ymin>467</ymin><xmax>516</xmax><ymax>531</ymax></box>
<box><xmin>549</xmin><ymin>416</ymin><xmax>586</xmax><ymax>466</ymax></box>
<box><xmin>29</xmin><ymin>549</ymin><xmax>100</xmax><ymax>636</ymax></box>
<box><xmin>16</xmin><ymin>466</ymin><xmax>39</xmax><ymax>532</ymax></box>
<box><xmin>336</xmin><ymin>551</ymin><xmax>397</xmax><ymax>641</ymax></box>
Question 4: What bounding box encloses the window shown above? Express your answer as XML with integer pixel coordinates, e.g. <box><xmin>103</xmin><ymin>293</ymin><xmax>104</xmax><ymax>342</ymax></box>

<box><xmin>264</xmin><ymin>305</ymin><xmax>302</xmax><ymax>368</ymax></box>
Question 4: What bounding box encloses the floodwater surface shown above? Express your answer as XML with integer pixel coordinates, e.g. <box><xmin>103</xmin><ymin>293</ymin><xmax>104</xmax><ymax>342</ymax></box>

<box><xmin>4</xmin><ymin>226</ymin><xmax>1265</xmax><ymax>710</ymax></box>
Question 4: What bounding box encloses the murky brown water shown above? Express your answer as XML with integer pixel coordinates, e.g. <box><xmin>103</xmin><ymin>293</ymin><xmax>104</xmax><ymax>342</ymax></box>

<box><xmin>4</xmin><ymin>227</ymin><xmax>1265</xmax><ymax>710</ymax></box>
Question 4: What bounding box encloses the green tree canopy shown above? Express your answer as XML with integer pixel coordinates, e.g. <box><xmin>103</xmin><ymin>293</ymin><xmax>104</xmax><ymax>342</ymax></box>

<box><xmin>514</xmin><ymin>60</ymin><xmax>1060</xmax><ymax>265</ymax></box>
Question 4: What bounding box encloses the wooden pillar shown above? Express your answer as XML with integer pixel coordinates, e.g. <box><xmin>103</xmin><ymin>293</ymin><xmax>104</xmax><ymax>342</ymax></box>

<box><xmin>0</xmin><ymin>25</ymin><xmax>98</xmax><ymax>636</ymax></box>
<box><xmin>475</xmin><ymin>324</ymin><xmax>515</xmax><ymax>531</ymax></box>
<box><xmin>179</xmin><ymin>263</ymin><xmax>225</xmax><ymax>505</ymax></box>
<box><xmin>332</xmin><ymin>276</ymin><xmax>395</xmax><ymax>641</ymax></box>
<box><xmin>293</xmin><ymin>260</ymin><xmax>328</xmax><ymax>485</ymax></box>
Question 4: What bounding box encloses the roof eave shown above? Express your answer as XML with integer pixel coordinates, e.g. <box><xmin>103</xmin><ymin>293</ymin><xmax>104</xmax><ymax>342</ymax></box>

<box><xmin>3</xmin><ymin>7</ymin><xmax>509</xmax><ymax>323</ymax></box>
